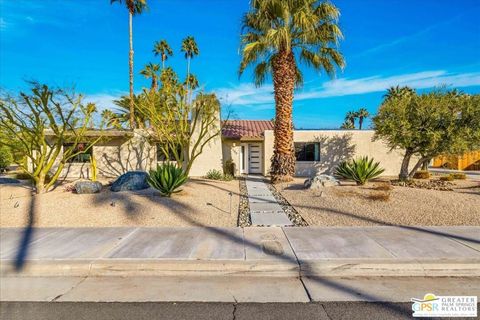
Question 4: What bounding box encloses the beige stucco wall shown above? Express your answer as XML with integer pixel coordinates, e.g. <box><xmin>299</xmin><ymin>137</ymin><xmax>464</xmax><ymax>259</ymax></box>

<box><xmin>222</xmin><ymin>139</ymin><xmax>242</xmax><ymax>176</ymax></box>
<box><xmin>53</xmin><ymin>130</ymin><xmax>156</xmax><ymax>180</ymax></box>
<box><xmin>263</xmin><ymin>130</ymin><xmax>407</xmax><ymax>177</ymax></box>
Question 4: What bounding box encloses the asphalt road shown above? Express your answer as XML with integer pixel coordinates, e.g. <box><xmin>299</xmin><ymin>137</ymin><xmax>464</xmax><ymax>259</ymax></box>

<box><xmin>1</xmin><ymin>301</ymin><xmax>419</xmax><ymax>320</ymax></box>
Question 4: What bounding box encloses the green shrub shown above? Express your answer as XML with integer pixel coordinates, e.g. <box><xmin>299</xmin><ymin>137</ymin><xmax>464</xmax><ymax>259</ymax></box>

<box><xmin>335</xmin><ymin>156</ymin><xmax>385</xmax><ymax>185</ymax></box>
<box><xmin>224</xmin><ymin>159</ymin><xmax>236</xmax><ymax>176</ymax></box>
<box><xmin>12</xmin><ymin>171</ymin><xmax>32</xmax><ymax>180</ymax></box>
<box><xmin>439</xmin><ymin>175</ymin><xmax>454</xmax><ymax>182</ymax></box>
<box><xmin>413</xmin><ymin>170</ymin><xmax>431</xmax><ymax>179</ymax></box>
<box><xmin>0</xmin><ymin>146</ymin><xmax>13</xmax><ymax>172</ymax></box>
<box><xmin>450</xmin><ymin>173</ymin><xmax>467</xmax><ymax>180</ymax></box>
<box><xmin>223</xmin><ymin>173</ymin><xmax>234</xmax><ymax>181</ymax></box>
<box><xmin>205</xmin><ymin>169</ymin><xmax>224</xmax><ymax>180</ymax></box>
<box><xmin>147</xmin><ymin>163</ymin><xmax>188</xmax><ymax>197</ymax></box>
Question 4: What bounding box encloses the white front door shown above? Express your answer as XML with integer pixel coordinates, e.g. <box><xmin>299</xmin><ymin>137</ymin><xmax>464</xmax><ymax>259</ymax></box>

<box><xmin>248</xmin><ymin>143</ymin><xmax>262</xmax><ymax>174</ymax></box>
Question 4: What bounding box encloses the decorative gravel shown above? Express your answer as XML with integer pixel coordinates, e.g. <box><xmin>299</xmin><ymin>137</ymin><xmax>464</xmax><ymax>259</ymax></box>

<box><xmin>391</xmin><ymin>179</ymin><xmax>454</xmax><ymax>191</ymax></box>
<box><xmin>237</xmin><ymin>177</ymin><xmax>251</xmax><ymax>227</ymax></box>
<box><xmin>268</xmin><ymin>182</ymin><xmax>309</xmax><ymax>227</ymax></box>
<box><xmin>276</xmin><ymin>178</ymin><xmax>480</xmax><ymax>227</ymax></box>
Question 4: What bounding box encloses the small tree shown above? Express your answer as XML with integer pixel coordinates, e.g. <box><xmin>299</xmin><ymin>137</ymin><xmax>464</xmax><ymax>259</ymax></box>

<box><xmin>139</xmin><ymin>87</ymin><xmax>221</xmax><ymax>176</ymax></box>
<box><xmin>0</xmin><ymin>146</ymin><xmax>13</xmax><ymax>172</ymax></box>
<box><xmin>373</xmin><ymin>88</ymin><xmax>480</xmax><ymax>180</ymax></box>
<box><xmin>0</xmin><ymin>83</ymin><xmax>99</xmax><ymax>193</ymax></box>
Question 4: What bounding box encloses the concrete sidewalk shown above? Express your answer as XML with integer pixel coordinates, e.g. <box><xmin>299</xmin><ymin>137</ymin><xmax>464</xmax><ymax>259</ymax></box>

<box><xmin>1</xmin><ymin>226</ymin><xmax>479</xmax><ymax>277</ymax></box>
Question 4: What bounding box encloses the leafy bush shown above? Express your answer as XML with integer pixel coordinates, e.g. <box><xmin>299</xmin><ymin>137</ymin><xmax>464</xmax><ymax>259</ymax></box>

<box><xmin>450</xmin><ymin>173</ymin><xmax>467</xmax><ymax>180</ymax></box>
<box><xmin>147</xmin><ymin>163</ymin><xmax>188</xmax><ymax>197</ymax></box>
<box><xmin>413</xmin><ymin>170</ymin><xmax>431</xmax><ymax>179</ymax></box>
<box><xmin>439</xmin><ymin>175</ymin><xmax>454</xmax><ymax>182</ymax></box>
<box><xmin>205</xmin><ymin>169</ymin><xmax>224</xmax><ymax>180</ymax></box>
<box><xmin>0</xmin><ymin>146</ymin><xmax>13</xmax><ymax>172</ymax></box>
<box><xmin>223</xmin><ymin>173</ymin><xmax>234</xmax><ymax>181</ymax></box>
<box><xmin>224</xmin><ymin>159</ymin><xmax>236</xmax><ymax>176</ymax></box>
<box><xmin>335</xmin><ymin>156</ymin><xmax>385</xmax><ymax>185</ymax></box>
<box><xmin>205</xmin><ymin>169</ymin><xmax>235</xmax><ymax>181</ymax></box>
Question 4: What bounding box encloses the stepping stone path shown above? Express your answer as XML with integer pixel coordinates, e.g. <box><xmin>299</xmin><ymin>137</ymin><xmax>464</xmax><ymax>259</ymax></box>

<box><xmin>245</xmin><ymin>175</ymin><xmax>293</xmax><ymax>227</ymax></box>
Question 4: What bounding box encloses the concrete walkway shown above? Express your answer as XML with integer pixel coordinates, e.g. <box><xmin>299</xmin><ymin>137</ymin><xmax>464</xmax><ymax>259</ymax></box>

<box><xmin>245</xmin><ymin>175</ymin><xmax>292</xmax><ymax>226</ymax></box>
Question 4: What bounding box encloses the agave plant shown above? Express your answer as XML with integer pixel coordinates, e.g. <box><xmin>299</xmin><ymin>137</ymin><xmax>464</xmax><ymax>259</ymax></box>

<box><xmin>147</xmin><ymin>163</ymin><xmax>188</xmax><ymax>197</ymax></box>
<box><xmin>335</xmin><ymin>156</ymin><xmax>385</xmax><ymax>185</ymax></box>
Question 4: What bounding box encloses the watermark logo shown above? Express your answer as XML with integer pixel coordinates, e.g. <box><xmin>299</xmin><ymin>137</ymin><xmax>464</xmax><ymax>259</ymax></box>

<box><xmin>411</xmin><ymin>293</ymin><xmax>477</xmax><ymax>317</ymax></box>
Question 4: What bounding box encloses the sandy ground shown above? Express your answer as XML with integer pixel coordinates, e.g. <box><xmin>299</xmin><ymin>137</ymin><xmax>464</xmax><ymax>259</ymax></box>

<box><xmin>276</xmin><ymin>178</ymin><xmax>480</xmax><ymax>226</ymax></box>
<box><xmin>0</xmin><ymin>178</ymin><xmax>239</xmax><ymax>227</ymax></box>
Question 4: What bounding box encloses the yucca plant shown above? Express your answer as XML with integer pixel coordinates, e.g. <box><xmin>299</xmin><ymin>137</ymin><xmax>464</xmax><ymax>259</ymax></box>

<box><xmin>335</xmin><ymin>156</ymin><xmax>385</xmax><ymax>185</ymax></box>
<box><xmin>147</xmin><ymin>163</ymin><xmax>188</xmax><ymax>197</ymax></box>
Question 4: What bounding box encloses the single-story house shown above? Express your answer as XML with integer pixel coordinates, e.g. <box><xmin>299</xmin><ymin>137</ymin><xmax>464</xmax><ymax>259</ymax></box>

<box><xmin>49</xmin><ymin>120</ymin><xmax>407</xmax><ymax>180</ymax></box>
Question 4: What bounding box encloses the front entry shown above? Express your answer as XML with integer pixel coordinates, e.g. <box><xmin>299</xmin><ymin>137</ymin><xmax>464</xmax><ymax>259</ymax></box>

<box><xmin>248</xmin><ymin>143</ymin><xmax>262</xmax><ymax>174</ymax></box>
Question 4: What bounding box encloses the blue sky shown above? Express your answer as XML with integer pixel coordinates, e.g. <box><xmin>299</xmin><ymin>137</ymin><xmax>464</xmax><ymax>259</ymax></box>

<box><xmin>1</xmin><ymin>0</ymin><xmax>479</xmax><ymax>129</ymax></box>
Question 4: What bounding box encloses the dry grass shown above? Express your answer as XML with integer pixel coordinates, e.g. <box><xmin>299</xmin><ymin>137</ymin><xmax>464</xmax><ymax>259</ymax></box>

<box><xmin>276</xmin><ymin>178</ymin><xmax>480</xmax><ymax>227</ymax></box>
<box><xmin>0</xmin><ymin>178</ymin><xmax>240</xmax><ymax>227</ymax></box>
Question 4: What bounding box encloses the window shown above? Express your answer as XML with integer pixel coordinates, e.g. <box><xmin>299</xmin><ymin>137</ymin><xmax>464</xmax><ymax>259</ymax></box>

<box><xmin>157</xmin><ymin>144</ymin><xmax>183</xmax><ymax>162</ymax></box>
<box><xmin>64</xmin><ymin>143</ymin><xmax>92</xmax><ymax>163</ymax></box>
<box><xmin>295</xmin><ymin>142</ymin><xmax>320</xmax><ymax>161</ymax></box>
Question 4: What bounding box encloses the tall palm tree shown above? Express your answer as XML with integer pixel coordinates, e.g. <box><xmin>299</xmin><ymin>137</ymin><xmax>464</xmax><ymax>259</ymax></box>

<box><xmin>181</xmin><ymin>36</ymin><xmax>199</xmax><ymax>84</ymax></box>
<box><xmin>113</xmin><ymin>94</ymin><xmax>147</xmax><ymax>128</ymax></box>
<box><xmin>160</xmin><ymin>67</ymin><xmax>179</xmax><ymax>90</ymax></box>
<box><xmin>345</xmin><ymin>111</ymin><xmax>357</xmax><ymax>128</ymax></box>
<box><xmin>239</xmin><ymin>0</ymin><xmax>344</xmax><ymax>182</ymax></box>
<box><xmin>356</xmin><ymin>108</ymin><xmax>370</xmax><ymax>130</ymax></box>
<box><xmin>140</xmin><ymin>62</ymin><xmax>160</xmax><ymax>91</ymax></box>
<box><xmin>110</xmin><ymin>0</ymin><xmax>148</xmax><ymax>129</ymax></box>
<box><xmin>340</xmin><ymin>121</ymin><xmax>355</xmax><ymax>129</ymax></box>
<box><xmin>153</xmin><ymin>39</ymin><xmax>173</xmax><ymax>69</ymax></box>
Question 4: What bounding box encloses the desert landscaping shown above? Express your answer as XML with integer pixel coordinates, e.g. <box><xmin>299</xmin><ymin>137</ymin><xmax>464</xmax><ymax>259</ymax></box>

<box><xmin>276</xmin><ymin>177</ymin><xmax>480</xmax><ymax>227</ymax></box>
<box><xmin>0</xmin><ymin>178</ymin><xmax>239</xmax><ymax>228</ymax></box>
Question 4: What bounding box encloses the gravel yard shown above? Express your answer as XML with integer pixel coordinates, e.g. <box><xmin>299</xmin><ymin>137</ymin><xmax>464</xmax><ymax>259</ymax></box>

<box><xmin>0</xmin><ymin>178</ymin><xmax>239</xmax><ymax>227</ymax></box>
<box><xmin>275</xmin><ymin>178</ymin><xmax>480</xmax><ymax>227</ymax></box>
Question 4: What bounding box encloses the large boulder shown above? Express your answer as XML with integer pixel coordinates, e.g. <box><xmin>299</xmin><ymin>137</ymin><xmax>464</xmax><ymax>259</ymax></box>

<box><xmin>110</xmin><ymin>171</ymin><xmax>149</xmax><ymax>192</ymax></box>
<box><xmin>304</xmin><ymin>174</ymin><xmax>340</xmax><ymax>189</ymax></box>
<box><xmin>75</xmin><ymin>181</ymin><xmax>102</xmax><ymax>194</ymax></box>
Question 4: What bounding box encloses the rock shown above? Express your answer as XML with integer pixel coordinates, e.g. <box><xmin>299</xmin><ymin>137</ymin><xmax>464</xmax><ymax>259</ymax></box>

<box><xmin>110</xmin><ymin>171</ymin><xmax>149</xmax><ymax>192</ymax></box>
<box><xmin>304</xmin><ymin>174</ymin><xmax>340</xmax><ymax>189</ymax></box>
<box><xmin>75</xmin><ymin>181</ymin><xmax>103</xmax><ymax>194</ymax></box>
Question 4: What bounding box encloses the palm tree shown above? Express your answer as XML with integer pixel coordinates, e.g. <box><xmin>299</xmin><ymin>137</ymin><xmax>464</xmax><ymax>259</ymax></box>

<box><xmin>356</xmin><ymin>108</ymin><xmax>370</xmax><ymax>130</ymax></box>
<box><xmin>239</xmin><ymin>0</ymin><xmax>344</xmax><ymax>182</ymax></box>
<box><xmin>113</xmin><ymin>94</ymin><xmax>147</xmax><ymax>128</ymax></box>
<box><xmin>181</xmin><ymin>36</ymin><xmax>199</xmax><ymax>85</ymax></box>
<box><xmin>340</xmin><ymin>121</ymin><xmax>355</xmax><ymax>129</ymax></box>
<box><xmin>140</xmin><ymin>62</ymin><xmax>160</xmax><ymax>91</ymax></box>
<box><xmin>384</xmin><ymin>85</ymin><xmax>415</xmax><ymax>101</ymax></box>
<box><xmin>153</xmin><ymin>39</ymin><xmax>173</xmax><ymax>69</ymax></box>
<box><xmin>101</xmin><ymin>109</ymin><xmax>122</xmax><ymax>129</ymax></box>
<box><xmin>160</xmin><ymin>67</ymin><xmax>179</xmax><ymax>90</ymax></box>
<box><xmin>184</xmin><ymin>74</ymin><xmax>199</xmax><ymax>91</ymax></box>
<box><xmin>345</xmin><ymin>111</ymin><xmax>357</xmax><ymax>129</ymax></box>
<box><xmin>110</xmin><ymin>0</ymin><xmax>148</xmax><ymax>129</ymax></box>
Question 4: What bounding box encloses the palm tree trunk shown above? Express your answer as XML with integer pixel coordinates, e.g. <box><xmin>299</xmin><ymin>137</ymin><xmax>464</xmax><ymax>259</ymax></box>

<box><xmin>128</xmin><ymin>11</ymin><xmax>135</xmax><ymax>129</ymax></box>
<box><xmin>270</xmin><ymin>51</ymin><xmax>296</xmax><ymax>183</ymax></box>
<box><xmin>359</xmin><ymin>117</ymin><xmax>363</xmax><ymax>130</ymax></box>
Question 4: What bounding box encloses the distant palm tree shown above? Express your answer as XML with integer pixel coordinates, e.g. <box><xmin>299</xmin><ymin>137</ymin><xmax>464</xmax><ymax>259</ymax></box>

<box><xmin>101</xmin><ymin>109</ymin><xmax>122</xmax><ymax>128</ymax></box>
<box><xmin>160</xmin><ymin>67</ymin><xmax>179</xmax><ymax>90</ymax></box>
<box><xmin>384</xmin><ymin>85</ymin><xmax>415</xmax><ymax>101</ymax></box>
<box><xmin>184</xmin><ymin>73</ymin><xmax>199</xmax><ymax>90</ymax></box>
<box><xmin>356</xmin><ymin>108</ymin><xmax>370</xmax><ymax>130</ymax></box>
<box><xmin>140</xmin><ymin>62</ymin><xmax>160</xmax><ymax>91</ymax></box>
<box><xmin>239</xmin><ymin>0</ymin><xmax>344</xmax><ymax>182</ymax></box>
<box><xmin>340</xmin><ymin>121</ymin><xmax>355</xmax><ymax>129</ymax></box>
<box><xmin>345</xmin><ymin>111</ymin><xmax>357</xmax><ymax>128</ymax></box>
<box><xmin>110</xmin><ymin>0</ymin><xmax>148</xmax><ymax>129</ymax></box>
<box><xmin>153</xmin><ymin>39</ymin><xmax>173</xmax><ymax>69</ymax></box>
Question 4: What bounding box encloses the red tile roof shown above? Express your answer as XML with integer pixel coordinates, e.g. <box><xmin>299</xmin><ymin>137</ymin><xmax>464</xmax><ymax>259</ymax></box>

<box><xmin>222</xmin><ymin>120</ymin><xmax>274</xmax><ymax>139</ymax></box>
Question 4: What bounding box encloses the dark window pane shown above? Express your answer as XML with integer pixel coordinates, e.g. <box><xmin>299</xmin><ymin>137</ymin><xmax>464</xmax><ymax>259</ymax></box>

<box><xmin>294</xmin><ymin>142</ymin><xmax>320</xmax><ymax>161</ymax></box>
<box><xmin>64</xmin><ymin>143</ymin><xmax>92</xmax><ymax>163</ymax></box>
